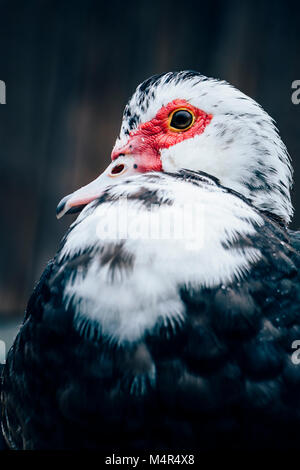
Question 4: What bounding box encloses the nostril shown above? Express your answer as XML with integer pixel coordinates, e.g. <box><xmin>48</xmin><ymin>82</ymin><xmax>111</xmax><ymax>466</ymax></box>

<box><xmin>110</xmin><ymin>163</ymin><xmax>125</xmax><ymax>175</ymax></box>
<box><xmin>118</xmin><ymin>153</ymin><xmax>125</xmax><ymax>157</ymax></box>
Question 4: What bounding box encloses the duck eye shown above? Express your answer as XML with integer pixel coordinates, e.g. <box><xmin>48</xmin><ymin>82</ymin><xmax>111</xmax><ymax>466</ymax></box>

<box><xmin>169</xmin><ymin>108</ymin><xmax>194</xmax><ymax>131</ymax></box>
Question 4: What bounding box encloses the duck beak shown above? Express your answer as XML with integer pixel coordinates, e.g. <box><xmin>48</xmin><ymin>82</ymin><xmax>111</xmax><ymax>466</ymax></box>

<box><xmin>56</xmin><ymin>156</ymin><xmax>140</xmax><ymax>219</ymax></box>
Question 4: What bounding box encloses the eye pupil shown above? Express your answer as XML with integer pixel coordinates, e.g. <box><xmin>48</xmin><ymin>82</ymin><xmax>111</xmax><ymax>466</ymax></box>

<box><xmin>170</xmin><ymin>110</ymin><xmax>193</xmax><ymax>130</ymax></box>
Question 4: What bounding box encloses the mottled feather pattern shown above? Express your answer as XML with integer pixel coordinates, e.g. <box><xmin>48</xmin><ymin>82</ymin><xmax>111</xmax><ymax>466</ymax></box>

<box><xmin>1</xmin><ymin>70</ymin><xmax>299</xmax><ymax>450</ymax></box>
<box><xmin>57</xmin><ymin>171</ymin><xmax>263</xmax><ymax>344</ymax></box>
<box><xmin>1</xmin><ymin>171</ymin><xmax>300</xmax><ymax>450</ymax></box>
<box><xmin>116</xmin><ymin>71</ymin><xmax>293</xmax><ymax>224</ymax></box>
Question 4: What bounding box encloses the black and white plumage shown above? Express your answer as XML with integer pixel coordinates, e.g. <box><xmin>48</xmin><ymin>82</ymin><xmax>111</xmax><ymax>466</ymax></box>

<box><xmin>1</xmin><ymin>71</ymin><xmax>300</xmax><ymax>450</ymax></box>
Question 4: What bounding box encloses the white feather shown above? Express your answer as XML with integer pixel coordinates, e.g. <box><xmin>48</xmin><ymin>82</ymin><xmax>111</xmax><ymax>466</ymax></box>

<box><xmin>60</xmin><ymin>173</ymin><xmax>263</xmax><ymax>344</ymax></box>
<box><xmin>116</xmin><ymin>72</ymin><xmax>293</xmax><ymax>224</ymax></box>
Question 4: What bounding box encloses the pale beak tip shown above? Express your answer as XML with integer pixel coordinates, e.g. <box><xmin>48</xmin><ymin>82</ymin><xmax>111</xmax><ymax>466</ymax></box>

<box><xmin>56</xmin><ymin>196</ymin><xmax>69</xmax><ymax>219</ymax></box>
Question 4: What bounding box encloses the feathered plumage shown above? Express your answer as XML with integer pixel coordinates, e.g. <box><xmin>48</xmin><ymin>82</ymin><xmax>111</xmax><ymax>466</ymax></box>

<box><xmin>1</xmin><ymin>71</ymin><xmax>300</xmax><ymax>450</ymax></box>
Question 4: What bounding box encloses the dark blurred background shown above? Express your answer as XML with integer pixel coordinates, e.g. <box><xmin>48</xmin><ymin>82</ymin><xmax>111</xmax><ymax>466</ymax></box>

<box><xmin>0</xmin><ymin>0</ymin><xmax>300</xmax><ymax>350</ymax></box>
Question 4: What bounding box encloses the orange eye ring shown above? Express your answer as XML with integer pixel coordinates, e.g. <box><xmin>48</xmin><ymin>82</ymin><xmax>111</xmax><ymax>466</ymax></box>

<box><xmin>167</xmin><ymin>107</ymin><xmax>195</xmax><ymax>132</ymax></box>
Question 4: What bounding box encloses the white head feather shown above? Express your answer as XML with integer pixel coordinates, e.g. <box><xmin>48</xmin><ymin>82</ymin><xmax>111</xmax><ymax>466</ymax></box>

<box><xmin>117</xmin><ymin>71</ymin><xmax>293</xmax><ymax>224</ymax></box>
